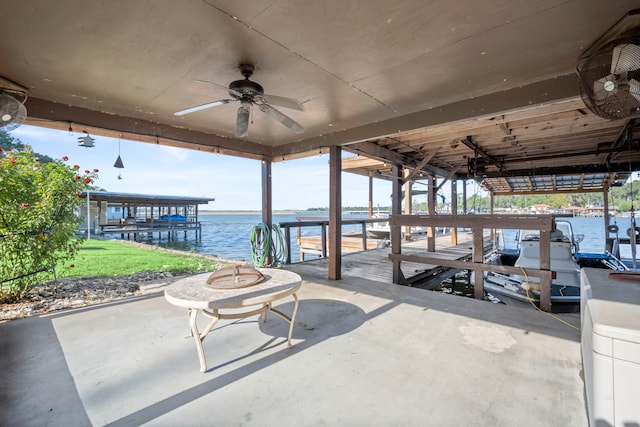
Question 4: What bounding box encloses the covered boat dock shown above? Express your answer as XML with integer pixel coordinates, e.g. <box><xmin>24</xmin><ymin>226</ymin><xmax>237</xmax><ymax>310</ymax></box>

<box><xmin>80</xmin><ymin>191</ymin><xmax>214</xmax><ymax>241</ymax></box>
<box><xmin>4</xmin><ymin>2</ymin><xmax>640</xmax><ymax>425</ymax></box>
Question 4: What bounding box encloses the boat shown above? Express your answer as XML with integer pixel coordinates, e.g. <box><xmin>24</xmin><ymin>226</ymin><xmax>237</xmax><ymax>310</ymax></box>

<box><xmin>159</xmin><ymin>214</ymin><xmax>188</xmax><ymax>222</ymax></box>
<box><xmin>482</xmin><ymin>227</ymin><xmax>582</xmax><ymax>311</ymax></box>
<box><xmin>495</xmin><ymin>220</ymin><xmax>627</xmax><ymax>270</ymax></box>
<box><xmin>366</xmin><ymin>212</ymin><xmax>440</xmax><ymax>239</ymax></box>
<box><xmin>481</xmin><ymin>220</ymin><xmax>626</xmax><ymax>312</ymax></box>
<box><xmin>366</xmin><ymin>213</ymin><xmax>393</xmax><ymax>239</ymax></box>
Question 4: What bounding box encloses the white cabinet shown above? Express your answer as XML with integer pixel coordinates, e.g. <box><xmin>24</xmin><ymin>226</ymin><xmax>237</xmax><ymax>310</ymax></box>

<box><xmin>581</xmin><ymin>268</ymin><xmax>640</xmax><ymax>427</ymax></box>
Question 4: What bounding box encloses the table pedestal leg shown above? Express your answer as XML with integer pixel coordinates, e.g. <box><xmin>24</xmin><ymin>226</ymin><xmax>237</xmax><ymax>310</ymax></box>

<box><xmin>187</xmin><ymin>293</ymin><xmax>299</xmax><ymax>373</ymax></box>
<box><xmin>188</xmin><ymin>308</ymin><xmax>219</xmax><ymax>373</ymax></box>
<box><xmin>265</xmin><ymin>292</ymin><xmax>299</xmax><ymax>347</ymax></box>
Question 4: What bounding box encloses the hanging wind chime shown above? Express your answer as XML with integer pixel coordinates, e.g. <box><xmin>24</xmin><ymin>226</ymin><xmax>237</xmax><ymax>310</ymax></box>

<box><xmin>113</xmin><ymin>136</ymin><xmax>125</xmax><ymax>179</ymax></box>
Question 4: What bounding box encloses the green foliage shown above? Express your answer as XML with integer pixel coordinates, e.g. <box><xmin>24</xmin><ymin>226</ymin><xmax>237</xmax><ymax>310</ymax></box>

<box><xmin>0</xmin><ymin>135</ymin><xmax>98</xmax><ymax>301</ymax></box>
<box><xmin>55</xmin><ymin>240</ymin><xmax>221</xmax><ymax>278</ymax></box>
<box><xmin>0</xmin><ymin>131</ymin><xmax>54</xmax><ymax>163</ymax></box>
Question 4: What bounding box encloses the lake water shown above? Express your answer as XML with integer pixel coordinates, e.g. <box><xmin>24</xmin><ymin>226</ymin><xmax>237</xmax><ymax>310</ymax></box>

<box><xmin>119</xmin><ymin>212</ymin><xmax>370</xmax><ymax>263</ymax></box>
<box><xmin>109</xmin><ymin>213</ymin><xmax>636</xmax><ymax>263</ymax></box>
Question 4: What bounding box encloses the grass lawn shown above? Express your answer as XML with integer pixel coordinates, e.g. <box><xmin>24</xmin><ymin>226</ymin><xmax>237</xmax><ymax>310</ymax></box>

<box><xmin>55</xmin><ymin>239</ymin><xmax>227</xmax><ymax>278</ymax></box>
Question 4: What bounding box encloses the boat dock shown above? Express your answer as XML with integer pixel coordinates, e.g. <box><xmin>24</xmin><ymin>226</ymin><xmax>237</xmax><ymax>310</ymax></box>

<box><xmin>81</xmin><ymin>191</ymin><xmax>214</xmax><ymax>241</ymax></box>
<box><xmin>297</xmin><ymin>233</ymin><xmax>382</xmax><ymax>260</ymax></box>
<box><xmin>98</xmin><ymin>220</ymin><xmax>203</xmax><ymax>241</ymax></box>
<box><xmin>294</xmin><ymin>230</ymin><xmax>493</xmax><ymax>286</ymax></box>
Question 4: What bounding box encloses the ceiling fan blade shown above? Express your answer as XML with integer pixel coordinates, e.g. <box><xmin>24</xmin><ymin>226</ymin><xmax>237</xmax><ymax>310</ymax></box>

<box><xmin>236</xmin><ymin>103</ymin><xmax>250</xmax><ymax>137</ymax></box>
<box><xmin>194</xmin><ymin>79</ymin><xmax>244</xmax><ymax>98</ymax></box>
<box><xmin>174</xmin><ymin>99</ymin><xmax>233</xmax><ymax>116</ymax></box>
<box><xmin>611</xmin><ymin>44</ymin><xmax>640</xmax><ymax>74</ymax></box>
<box><xmin>259</xmin><ymin>103</ymin><xmax>304</xmax><ymax>134</ymax></box>
<box><xmin>263</xmin><ymin>94</ymin><xmax>305</xmax><ymax>111</ymax></box>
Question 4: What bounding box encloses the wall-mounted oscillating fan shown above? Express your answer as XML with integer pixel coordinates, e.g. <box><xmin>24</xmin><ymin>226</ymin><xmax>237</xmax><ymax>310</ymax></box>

<box><xmin>0</xmin><ymin>90</ymin><xmax>27</xmax><ymax>132</ymax></box>
<box><xmin>174</xmin><ymin>64</ymin><xmax>304</xmax><ymax>138</ymax></box>
<box><xmin>577</xmin><ymin>9</ymin><xmax>640</xmax><ymax>120</ymax></box>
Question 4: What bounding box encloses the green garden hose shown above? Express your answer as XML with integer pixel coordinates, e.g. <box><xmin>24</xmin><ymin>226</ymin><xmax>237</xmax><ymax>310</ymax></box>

<box><xmin>250</xmin><ymin>223</ymin><xmax>288</xmax><ymax>267</ymax></box>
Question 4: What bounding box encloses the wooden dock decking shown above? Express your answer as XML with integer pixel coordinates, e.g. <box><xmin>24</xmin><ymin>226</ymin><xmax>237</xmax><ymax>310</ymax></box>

<box><xmin>297</xmin><ymin>234</ymin><xmax>381</xmax><ymax>260</ymax></box>
<box><xmin>292</xmin><ymin>231</ymin><xmax>493</xmax><ymax>286</ymax></box>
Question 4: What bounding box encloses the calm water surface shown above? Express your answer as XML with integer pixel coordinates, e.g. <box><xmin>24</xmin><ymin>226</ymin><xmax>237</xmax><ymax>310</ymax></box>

<box><xmin>121</xmin><ymin>212</ymin><xmax>369</xmax><ymax>263</ymax></box>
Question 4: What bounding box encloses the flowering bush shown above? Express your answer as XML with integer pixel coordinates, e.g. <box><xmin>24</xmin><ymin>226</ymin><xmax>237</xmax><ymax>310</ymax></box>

<box><xmin>0</xmin><ymin>146</ymin><xmax>98</xmax><ymax>302</ymax></box>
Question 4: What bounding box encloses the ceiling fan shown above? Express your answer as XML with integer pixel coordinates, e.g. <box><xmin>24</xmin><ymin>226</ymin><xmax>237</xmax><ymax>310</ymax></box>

<box><xmin>174</xmin><ymin>64</ymin><xmax>304</xmax><ymax>137</ymax></box>
<box><xmin>0</xmin><ymin>89</ymin><xmax>27</xmax><ymax>132</ymax></box>
<box><xmin>577</xmin><ymin>9</ymin><xmax>640</xmax><ymax>119</ymax></box>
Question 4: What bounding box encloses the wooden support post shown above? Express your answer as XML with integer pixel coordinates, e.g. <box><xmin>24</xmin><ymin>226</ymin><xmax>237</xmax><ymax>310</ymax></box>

<box><xmin>451</xmin><ymin>179</ymin><xmax>458</xmax><ymax>245</ymax></box>
<box><xmin>473</xmin><ymin>227</ymin><xmax>484</xmax><ymax>300</ymax></box>
<box><xmin>463</xmin><ymin>179</ymin><xmax>468</xmax><ymax>214</ymax></box>
<box><xmin>261</xmin><ymin>157</ymin><xmax>273</xmax><ymax>266</ymax></box>
<box><xmin>404</xmin><ymin>168</ymin><xmax>412</xmax><ymax>241</ymax></box>
<box><xmin>284</xmin><ymin>227</ymin><xmax>292</xmax><ymax>264</ymax></box>
<box><xmin>490</xmin><ymin>192</ymin><xmax>495</xmax><ymax>249</ymax></box>
<box><xmin>368</xmin><ymin>173</ymin><xmax>374</xmax><ymax>218</ymax></box>
<box><xmin>328</xmin><ymin>146</ymin><xmax>342</xmax><ymax>280</ymax></box>
<box><xmin>603</xmin><ymin>188</ymin><xmax>610</xmax><ymax>238</ymax></box>
<box><xmin>391</xmin><ymin>164</ymin><xmax>403</xmax><ymax>284</ymax></box>
<box><xmin>427</xmin><ymin>175</ymin><xmax>436</xmax><ymax>252</ymax></box>
<box><xmin>321</xmin><ymin>224</ymin><xmax>327</xmax><ymax>258</ymax></box>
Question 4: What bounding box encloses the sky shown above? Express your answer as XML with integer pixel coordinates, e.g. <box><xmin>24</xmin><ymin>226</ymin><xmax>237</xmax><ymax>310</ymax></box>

<box><xmin>10</xmin><ymin>124</ymin><xmax>408</xmax><ymax>211</ymax></box>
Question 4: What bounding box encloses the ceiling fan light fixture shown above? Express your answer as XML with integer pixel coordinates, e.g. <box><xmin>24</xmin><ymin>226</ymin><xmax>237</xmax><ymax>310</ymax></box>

<box><xmin>236</xmin><ymin>101</ymin><xmax>251</xmax><ymax>137</ymax></box>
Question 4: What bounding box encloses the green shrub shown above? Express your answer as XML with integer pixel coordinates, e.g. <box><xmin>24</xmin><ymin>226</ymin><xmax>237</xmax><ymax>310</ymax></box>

<box><xmin>0</xmin><ymin>145</ymin><xmax>97</xmax><ymax>301</ymax></box>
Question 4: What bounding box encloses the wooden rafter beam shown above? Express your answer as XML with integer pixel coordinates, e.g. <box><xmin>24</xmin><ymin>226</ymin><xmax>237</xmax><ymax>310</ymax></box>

<box><xmin>436</xmin><ymin>164</ymin><xmax>462</xmax><ymax>191</ymax></box>
<box><xmin>461</xmin><ymin>135</ymin><xmax>507</xmax><ymax>173</ymax></box>
<box><xmin>481</xmin><ymin>161</ymin><xmax>640</xmax><ymax>178</ymax></box>
<box><xmin>604</xmin><ymin>119</ymin><xmax>637</xmax><ymax>165</ymax></box>
<box><xmin>345</xmin><ymin>141</ymin><xmax>459</xmax><ymax>179</ymax></box>
<box><xmin>403</xmin><ymin>151</ymin><xmax>437</xmax><ymax>183</ymax></box>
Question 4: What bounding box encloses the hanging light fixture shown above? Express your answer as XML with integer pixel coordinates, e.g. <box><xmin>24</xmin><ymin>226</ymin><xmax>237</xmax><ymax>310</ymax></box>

<box><xmin>113</xmin><ymin>135</ymin><xmax>124</xmax><ymax>179</ymax></box>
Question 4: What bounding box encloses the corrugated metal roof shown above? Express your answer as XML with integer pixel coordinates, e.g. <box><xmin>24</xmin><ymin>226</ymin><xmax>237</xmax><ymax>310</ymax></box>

<box><xmin>480</xmin><ymin>172</ymin><xmax>629</xmax><ymax>195</ymax></box>
<box><xmin>81</xmin><ymin>191</ymin><xmax>214</xmax><ymax>205</ymax></box>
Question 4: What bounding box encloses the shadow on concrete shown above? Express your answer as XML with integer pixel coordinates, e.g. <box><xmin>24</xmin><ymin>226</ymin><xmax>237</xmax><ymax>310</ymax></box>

<box><xmin>0</xmin><ymin>315</ymin><xmax>92</xmax><ymax>426</ymax></box>
<box><xmin>102</xmin><ymin>298</ymin><xmax>380</xmax><ymax>426</ymax></box>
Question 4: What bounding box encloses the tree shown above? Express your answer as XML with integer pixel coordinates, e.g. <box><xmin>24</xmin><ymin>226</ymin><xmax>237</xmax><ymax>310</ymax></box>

<box><xmin>0</xmin><ymin>132</ymin><xmax>98</xmax><ymax>302</ymax></box>
<box><xmin>0</xmin><ymin>131</ymin><xmax>54</xmax><ymax>163</ymax></box>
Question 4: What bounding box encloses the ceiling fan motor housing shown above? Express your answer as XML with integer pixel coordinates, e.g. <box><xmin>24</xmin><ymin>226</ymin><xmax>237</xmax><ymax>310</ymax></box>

<box><xmin>229</xmin><ymin>79</ymin><xmax>264</xmax><ymax>100</ymax></box>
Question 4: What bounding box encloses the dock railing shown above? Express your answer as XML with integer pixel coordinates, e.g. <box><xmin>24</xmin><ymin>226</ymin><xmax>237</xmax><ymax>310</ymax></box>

<box><xmin>389</xmin><ymin>214</ymin><xmax>558</xmax><ymax>311</ymax></box>
<box><xmin>278</xmin><ymin>217</ymin><xmax>388</xmax><ymax>263</ymax></box>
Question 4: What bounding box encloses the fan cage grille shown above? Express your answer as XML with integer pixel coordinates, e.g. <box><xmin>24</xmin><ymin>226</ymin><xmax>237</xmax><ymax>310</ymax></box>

<box><xmin>577</xmin><ymin>42</ymin><xmax>640</xmax><ymax>120</ymax></box>
<box><xmin>0</xmin><ymin>92</ymin><xmax>27</xmax><ymax>132</ymax></box>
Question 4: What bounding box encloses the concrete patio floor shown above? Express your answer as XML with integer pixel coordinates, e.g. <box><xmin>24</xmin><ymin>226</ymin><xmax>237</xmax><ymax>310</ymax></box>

<box><xmin>1</xmin><ymin>268</ymin><xmax>587</xmax><ymax>426</ymax></box>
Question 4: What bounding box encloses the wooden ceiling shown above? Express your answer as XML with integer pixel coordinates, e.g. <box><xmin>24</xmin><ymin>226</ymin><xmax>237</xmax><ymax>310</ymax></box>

<box><xmin>2</xmin><ymin>1</ymin><xmax>640</xmax><ymax>194</ymax></box>
<box><xmin>342</xmin><ymin>98</ymin><xmax>640</xmax><ymax>194</ymax></box>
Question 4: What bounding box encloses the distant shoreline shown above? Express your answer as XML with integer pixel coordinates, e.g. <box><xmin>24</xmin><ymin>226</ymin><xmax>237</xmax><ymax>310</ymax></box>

<box><xmin>200</xmin><ymin>210</ymin><xmax>301</xmax><ymax>215</ymax></box>
<box><xmin>199</xmin><ymin>210</ymin><xmax>372</xmax><ymax>215</ymax></box>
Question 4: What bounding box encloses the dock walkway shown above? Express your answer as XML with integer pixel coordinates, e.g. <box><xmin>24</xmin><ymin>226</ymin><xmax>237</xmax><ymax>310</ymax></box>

<box><xmin>293</xmin><ymin>231</ymin><xmax>493</xmax><ymax>286</ymax></box>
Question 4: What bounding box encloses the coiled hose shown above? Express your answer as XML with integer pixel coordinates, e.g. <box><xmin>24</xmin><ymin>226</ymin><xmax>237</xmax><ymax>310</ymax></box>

<box><xmin>250</xmin><ymin>223</ymin><xmax>287</xmax><ymax>267</ymax></box>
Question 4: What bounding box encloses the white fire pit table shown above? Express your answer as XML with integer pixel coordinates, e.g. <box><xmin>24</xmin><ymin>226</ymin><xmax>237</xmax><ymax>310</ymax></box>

<box><xmin>165</xmin><ymin>268</ymin><xmax>302</xmax><ymax>372</ymax></box>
